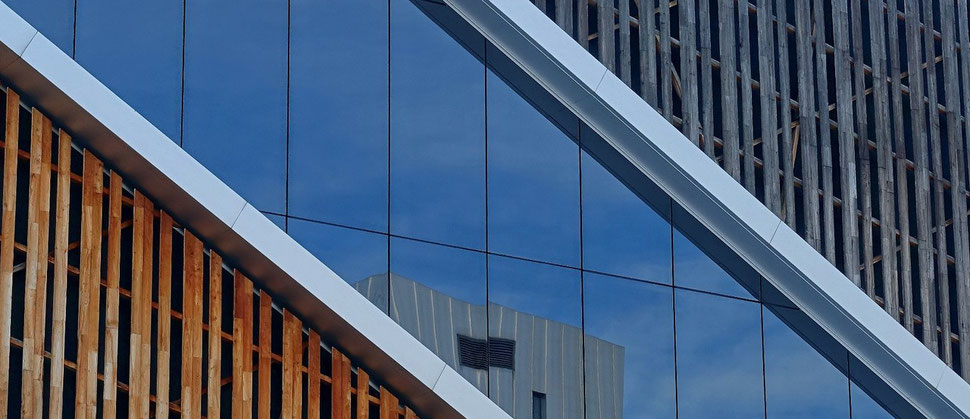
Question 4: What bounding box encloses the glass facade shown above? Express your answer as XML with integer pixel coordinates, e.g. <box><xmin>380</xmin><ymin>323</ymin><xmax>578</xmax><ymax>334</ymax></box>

<box><xmin>30</xmin><ymin>0</ymin><xmax>896</xmax><ymax>417</ymax></box>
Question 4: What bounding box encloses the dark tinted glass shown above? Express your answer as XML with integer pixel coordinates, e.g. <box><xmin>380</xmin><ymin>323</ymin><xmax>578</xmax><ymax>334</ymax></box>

<box><xmin>488</xmin><ymin>255</ymin><xmax>583</xmax><ymax>418</ymax></box>
<box><xmin>763</xmin><ymin>306</ymin><xmax>849</xmax><ymax>417</ymax></box>
<box><xmin>583</xmin><ymin>273</ymin><xmax>676</xmax><ymax>417</ymax></box>
<box><xmin>288</xmin><ymin>219</ymin><xmax>388</xmax><ymax>312</ymax></box>
<box><xmin>182</xmin><ymin>0</ymin><xmax>287</xmax><ymax>213</ymax></box>
<box><xmin>850</xmin><ymin>382</ymin><xmax>892</xmax><ymax>418</ymax></box>
<box><xmin>486</xmin><ymin>69</ymin><xmax>580</xmax><ymax>267</ymax></box>
<box><xmin>5</xmin><ymin>0</ymin><xmax>74</xmax><ymax>54</ymax></box>
<box><xmin>390</xmin><ymin>0</ymin><xmax>486</xmax><ymax>250</ymax></box>
<box><xmin>389</xmin><ymin>237</ymin><xmax>487</xmax><ymax>392</ymax></box>
<box><xmin>75</xmin><ymin>0</ymin><xmax>183</xmax><ymax>141</ymax></box>
<box><xmin>675</xmin><ymin>289</ymin><xmax>764</xmax><ymax>418</ymax></box>
<box><xmin>288</xmin><ymin>0</ymin><xmax>389</xmax><ymax>232</ymax></box>
<box><xmin>581</xmin><ymin>151</ymin><xmax>671</xmax><ymax>283</ymax></box>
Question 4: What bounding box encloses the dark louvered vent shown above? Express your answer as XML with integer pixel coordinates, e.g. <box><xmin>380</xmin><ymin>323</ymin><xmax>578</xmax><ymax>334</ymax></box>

<box><xmin>456</xmin><ymin>335</ymin><xmax>516</xmax><ymax>371</ymax></box>
<box><xmin>488</xmin><ymin>338</ymin><xmax>516</xmax><ymax>370</ymax></box>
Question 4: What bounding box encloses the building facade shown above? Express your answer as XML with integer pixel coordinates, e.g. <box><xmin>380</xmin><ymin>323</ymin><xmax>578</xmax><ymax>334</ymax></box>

<box><xmin>0</xmin><ymin>0</ymin><xmax>968</xmax><ymax>417</ymax></box>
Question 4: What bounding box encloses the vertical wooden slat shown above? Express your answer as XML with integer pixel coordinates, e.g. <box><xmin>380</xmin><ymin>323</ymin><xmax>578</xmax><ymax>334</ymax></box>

<box><xmin>0</xmin><ymin>90</ymin><xmax>19</xmax><ymax>414</ymax></box>
<box><xmin>21</xmin><ymin>109</ymin><xmax>52</xmax><ymax>417</ymax></box>
<box><xmin>130</xmin><ymin>191</ymin><xmax>154</xmax><ymax>416</ymax></box>
<box><xmin>75</xmin><ymin>150</ymin><xmax>103</xmax><ymax>418</ymax></box>
<box><xmin>48</xmin><ymin>128</ymin><xmax>71</xmax><ymax>418</ymax></box>
<box><xmin>680</xmin><ymin>0</ymin><xmax>699</xmax><ymax>145</ymax></box>
<box><xmin>307</xmin><ymin>331</ymin><xmax>321</xmax><ymax>419</ymax></box>
<box><xmin>776</xmin><ymin>0</ymin><xmax>795</xmax><ymax>227</ymax></box>
<box><xmin>156</xmin><ymin>211</ymin><xmax>174</xmax><ymax>419</ymax></box>
<box><xmin>757</xmin><ymin>0</ymin><xmax>779</xmax><ymax>213</ymax></box>
<box><xmin>283</xmin><ymin>310</ymin><xmax>304</xmax><ymax>418</ymax></box>
<box><xmin>379</xmin><ymin>386</ymin><xmax>398</xmax><ymax>419</ymax></box>
<box><xmin>233</xmin><ymin>271</ymin><xmax>254</xmax><ymax>418</ymax></box>
<box><xmin>357</xmin><ymin>369</ymin><xmax>370</xmax><ymax>419</ymax></box>
<box><xmin>699</xmin><ymin>0</ymin><xmax>715</xmax><ymax>158</ymax></box>
<box><xmin>101</xmin><ymin>171</ymin><xmax>122</xmax><ymax>419</ymax></box>
<box><xmin>597</xmin><ymin>0</ymin><xmax>615</xmax><ymax>71</ymax></box>
<box><xmin>577</xmin><ymin>0</ymin><xmax>589</xmax><ymax>48</ymax></box>
<box><xmin>258</xmin><ymin>288</ymin><xmax>271</xmax><ymax>419</ymax></box>
<box><xmin>718</xmin><ymin>0</ymin><xmax>739</xmax><ymax>179</ymax></box>
<box><xmin>182</xmin><ymin>230</ymin><xmax>204</xmax><ymax>418</ymax></box>
<box><xmin>851</xmin><ymin>0</ymin><xmax>874</xmax><ymax>297</ymax></box>
<box><xmin>738</xmin><ymin>1</ymin><xmax>755</xmax><ymax>192</ymax></box>
<box><xmin>618</xmin><ymin>0</ymin><xmax>632</xmax><ymax>86</ymax></box>
<box><xmin>956</xmin><ymin>0</ymin><xmax>970</xmax><ymax>379</ymax></box>
<box><xmin>332</xmin><ymin>348</ymin><xmax>352</xmax><ymax>419</ymax></box>
<box><xmin>832</xmin><ymin>0</ymin><xmax>859</xmax><ymax>286</ymax></box>
<box><xmin>794</xmin><ymin>0</ymin><xmax>819</xmax><ymax>250</ymax></box>
<box><xmin>659</xmin><ymin>0</ymin><xmax>672</xmax><ymax>121</ymax></box>
<box><xmin>814</xmin><ymin>0</ymin><xmax>836</xmax><ymax>263</ymax></box>
<box><xmin>208</xmin><ymin>251</ymin><xmax>223</xmax><ymax>418</ymax></box>
<box><xmin>639</xmin><ymin>0</ymin><xmax>657</xmax><ymax>107</ymax></box>
<box><xmin>404</xmin><ymin>407</ymin><xmax>418</xmax><ymax>419</ymax></box>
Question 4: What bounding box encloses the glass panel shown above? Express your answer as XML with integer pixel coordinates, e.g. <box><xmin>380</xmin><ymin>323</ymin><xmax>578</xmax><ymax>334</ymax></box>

<box><xmin>262</xmin><ymin>212</ymin><xmax>286</xmax><ymax>230</ymax></box>
<box><xmin>75</xmin><ymin>0</ymin><xmax>183</xmax><ymax>141</ymax></box>
<box><xmin>182</xmin><ymin>0</ymin><xmax>287</xmax><ymax>213</ymax></box>
<box><xmin>389</xmin><ymin>0</ymin><xmax>486</xmax><ymax>250</ymax></box>
<box><xmin>763</xmin><ymin>306</ymin><xmax>850</xmax><ymax>418</ymax></box>
<box><xmin>287</xmin><ymin>219</ymin><xmax>388</xmax><ymax>312</ymax></box>
<box><xmin>675</xmin><ymin>289</ymin><xmax>764</xmax><ymax>418</ymax></box>
<box><xmin>488</xmin><ymin>255</ymin><xmax>583</xmax><ymax>418</ymax></box>
<box><xmin>583</xmin><ymin>273</ymin><xmax>676</xmax><ymax>417</ymax></box>
<box><xmin>288</xmin><ymin>0</ymin><xmax>389</xmax><ymax>232</ymax></box>
<box><xmin>389</xmin><ymin>237</ymin><xmax>487</xmax><ymax>392</ymax></box>
<box><xmin>4</xmin><ymin>0</ymin><xmax>74</xmax><ymax>54</ymax></box>
<box><xmin>581</xmin><ymin>150</ymin><xmax>672</xmax><ymax>283</ymax></box>
<box><xmin>673</xmin><ymin>228</ymin><xmax>753</xmax><ymax>299</ymax></box>
<box><xmin>850</xmin><ymin>382</ymin><xmax>892</xmax><ymax>419</ymax></box>
<box><xmin>486</xmin><ymin>69</ymin><xmax>580</xmax><ymax>267</ymax></box>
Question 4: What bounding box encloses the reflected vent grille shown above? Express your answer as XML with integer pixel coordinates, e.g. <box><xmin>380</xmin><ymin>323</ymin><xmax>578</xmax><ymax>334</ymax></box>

<box><xmin>456</xmin><ymin>335</ymin><xmax>516</xmax><ymax>370</ymax></box>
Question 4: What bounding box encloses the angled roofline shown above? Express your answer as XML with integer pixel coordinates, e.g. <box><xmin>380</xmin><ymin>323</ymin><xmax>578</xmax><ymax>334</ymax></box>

<box><xmin>439</xmin><ymin>0</ymin><xmax>970</xmax><ymax>416</ymax></box>
<box><xmin>0</xmin><ymin>3</ymin><xmax>507</xmax><ymax>418</ymax></box>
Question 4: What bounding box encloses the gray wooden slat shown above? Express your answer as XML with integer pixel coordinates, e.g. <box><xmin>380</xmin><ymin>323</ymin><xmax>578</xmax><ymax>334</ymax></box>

<box><xmin>719</xmin><ymin>0</ymin><xmax>740</xmax><ymax>179</ymax></box>
<box><xmin>700</xmin><ymin>0</ymin><xmax>716</xmax><ymax>158</ymax></box>
<box><xmin>619</xmin><ymin>0</ymin><xmax>632</xmax><ymax>86</ymax></box>
<box><xmin>660</xmin><ymin>0</ymin><xmax>673</xmax><ymax>121</ymax></box>
<box><xmin>639</xmin><ymin>0</ymin><xmax>657</xmax><ymax>107</ymax></box>
<box><xmin>776</xmin><ymin>0</ymin><xmax>795</xmax><ymax>227</ymax></box>
<box><xmin>850</xmin><ymin>0</ymin><xmax>874</xmax><ymax>297</ymax></box>
<box><xmin>795</xmin><ymin>0</ymin><xmax>819</xmax><ymax>250</ymax></box>
<box><xmin>739</xmin><ymin>1</ymin><xmax>755</xmax><ymax>192</ymax></box>
<box><xmin>758</xmin><ymin>0</ymin><xmax>780</xmax><ymax>215</ymax></box>
<box><xmin>904</xmin><ymin>0</ymin><xmax>938</xmax><ymax>352</ymax></box>
<box><xmin>680</xmin><ymin>0</ymin><xmax>700</xmax><ymax>145</ymax></box>
<box><xmin>887</xmin><ymin>0</ymin><xmax>914</xmax><ymax>332</ymax></box>
<box><xmin>598</xmin><ymin>0</ymin><xmax>616</xmax><ymax>71</ymax></box>
<box><xmin>833</xmin><ymin>0</ymin><xmax>860</xmax><ymax>287</ymax></box>
<box><xmin>578</xmin><ymin>0</ymin><xmax>589</xmax><ymax>48</ymax></box>
<box><xmin>815</xmin><ymin>0</ymin><xmax>836</xmax><ymax>264</ymax></box>
<box><xmin>556</xmin><ymin>0</ymin><xmax>573</xmax><ymax>35</ymax></box>
<box><xmin>956</xmin><ymin>0</ymin><xmax>970</xmax><ymax>380</ymax></box>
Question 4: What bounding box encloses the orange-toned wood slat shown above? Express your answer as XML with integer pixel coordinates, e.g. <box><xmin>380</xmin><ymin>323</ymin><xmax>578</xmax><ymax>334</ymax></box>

<box><xmin>208</xmin><ymin>250</ymin><xmax>223</xmax><ymax>418</ymax></box>
<box><xmin>0</xmin><ymin>90</ymin><xmax>19</xmax><ymax>414</ymax></box>
<box><xmin>379</xmin><ymin>386</ymin><xmax>399</xmax><ymax>419</ymax></box>
<box><xmin>333</xmin><ymin>347</ymin><xmax>352</xmax><ymax>419</ymax></box>
<box><xmin>404</xmin><ymin>407</ymin><xmax>418</xmax><ymax>419</ymax></box>
<box><xmin>156</xmin><ymin>211</ymin><xmax>174</xmax><ymax>419</ymax></box>
<box><xmin>233</xmin><ymin>270</ymin><xmax>254</xmax><ymax>418</ymax></box>
<box><xmin>258</xmin><ymin>289</ymin><xmax>272</xmax><ymax>419</ymax></box>
<box><xmin>75</xmin><ymin>150</ymin><xmax>104</xmax><ymax>418</ymax></box>
<box><xmin>101</xmin><ymin>171</ymin><xmax>123</xmax><ymax>419</ymax></box>
<box><xmin>21</xmin><ymin>109</ymin><xmax>51</xmax><ymax>417</ymax></box>
<box><xmin>182</xmin><ymin>230</ymin><xmax>204</xmax><ymax>418</ymax></box>
<box><xmin>282</xmin><ymin>309</ymin><xmax>304</xmax><ymax>418</ymax></box>
<box><xmin>356</xmin><ymin>369</ymin><xmax>370</xmax><ymax>419</ymax></box>
<box><xmin>48</xmin><ymin>129</ymin><xmax>71</xmax><ymax>418</ymax></box>
<box><xmin>307</xmin><ymin>330</ymin><xmax>321</xmax><ymax>419</ymax></box>
<box><xmin>130</xmin><ymin>191</ymin><xmax>154</xmax><ymax>416</ymax></box>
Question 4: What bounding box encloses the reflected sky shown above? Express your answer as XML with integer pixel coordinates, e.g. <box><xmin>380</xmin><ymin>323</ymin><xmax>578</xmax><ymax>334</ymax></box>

<box><xmin>673</xmin><ymin>228</ymin><xmax>754</xmax><ymax>299</ymax></box>
<box><xmin>4</xmin><ymin>0</ymin><xmax>74</xmax><ymax>55</ymax></box>
<box><xmin>851</xmin><ymin>381</ymin><xmax>892</xmax><ymax>418</ymax></box>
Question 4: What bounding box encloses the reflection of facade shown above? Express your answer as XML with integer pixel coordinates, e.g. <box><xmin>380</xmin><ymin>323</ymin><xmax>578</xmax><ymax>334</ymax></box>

<box><xmin>357</xmin><ymin>274</ymin><xmax>624</xmax><ymax>418</ymax></box>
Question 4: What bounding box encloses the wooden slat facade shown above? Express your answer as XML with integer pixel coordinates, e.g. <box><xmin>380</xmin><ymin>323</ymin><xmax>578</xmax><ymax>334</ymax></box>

<box><xmin>0</xmin><ymin>84</ymin><xmax>420</xmax><ymax>417</ymax></box>
<box><xmin>546</xmin><ymin>0</ymin><xmax>970</xmax><ymax>381</ymax></box>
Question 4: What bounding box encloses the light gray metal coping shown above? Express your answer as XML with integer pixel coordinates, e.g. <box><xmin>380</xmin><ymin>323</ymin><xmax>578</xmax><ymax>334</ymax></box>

<box><xmin>0</xmin><ymin>3</ymin><xmax>508</xmax><ymax>418</ymax></box>
<box><xmin>439</xmin><ymin>0</ymin><xmax>970</xmax><ymax>416</ymax></box>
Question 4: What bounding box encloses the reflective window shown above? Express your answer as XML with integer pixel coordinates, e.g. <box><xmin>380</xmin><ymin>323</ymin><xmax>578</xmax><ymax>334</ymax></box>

<box><xmin>75</xmin><ymin>0</ymin><xmax>183</xmax><ymax>141</ymax></box>
<box><xmin>262</xmin><ymin>212</ymin><xmax>286</xmax><ymax>231</ymax></box>
<box><xmin>486</xmin><ymin>69</ymin><xmax>580</xmax><ymax>267</ymax></box>
<box><xmin>581</xmin><ymin>150</ymin><xmax>671</xmax><ymax>283</ymax></box>
<box><xmin>5</xmin><ymin>0</ymin><xmax>74</xmax><ymax>55</ymax></box>
<box><xmin>673</xmin><ymin>228</ymin><xmax>753</xmax><ymax>299</ymax></box>
<box><xmin>763</xmin><ymin>306</ymin><xmax>849</xmax><ymax>418</ymax></box>
<box><xmin>675</xmin><ymin>289</ymin><xmax>765</xmax><ymax>418</ymax></box>
<box><xmin>488</xmin><ymin>255</ymin><xmax>583</xmax><ymax>418</ymax></box>
<box><xmin>850</xmin><ymin>382</ymin><xmax>892</xmax><ymax>419</ymax></box>
<box><xmin>583</xmin><ymin>273</ymin><xmax>675</xmax><ymax>417</ymax></box>
<box><xmin>390</xmin><ymin>0</ymin><xmax>486</xmax><ymax>250</ymax></box>
<box><xmin>182</xmin><ymin>0</ymin><xmax>287</xmax><ymax>213</ymax></box>
<box><xmin>288</xmin><ymin>0</ymin><xmax>388</xmax><ymax>232</ymax></box>
<box><xmin>389</xmin><ymin>237</ymin><xmax>487</xmax><ymax>392</ymax></box>
<box><xmin>287</xmin><ymin>219</ymin><xmax>388</xmax><ymax>312</ymax></box>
